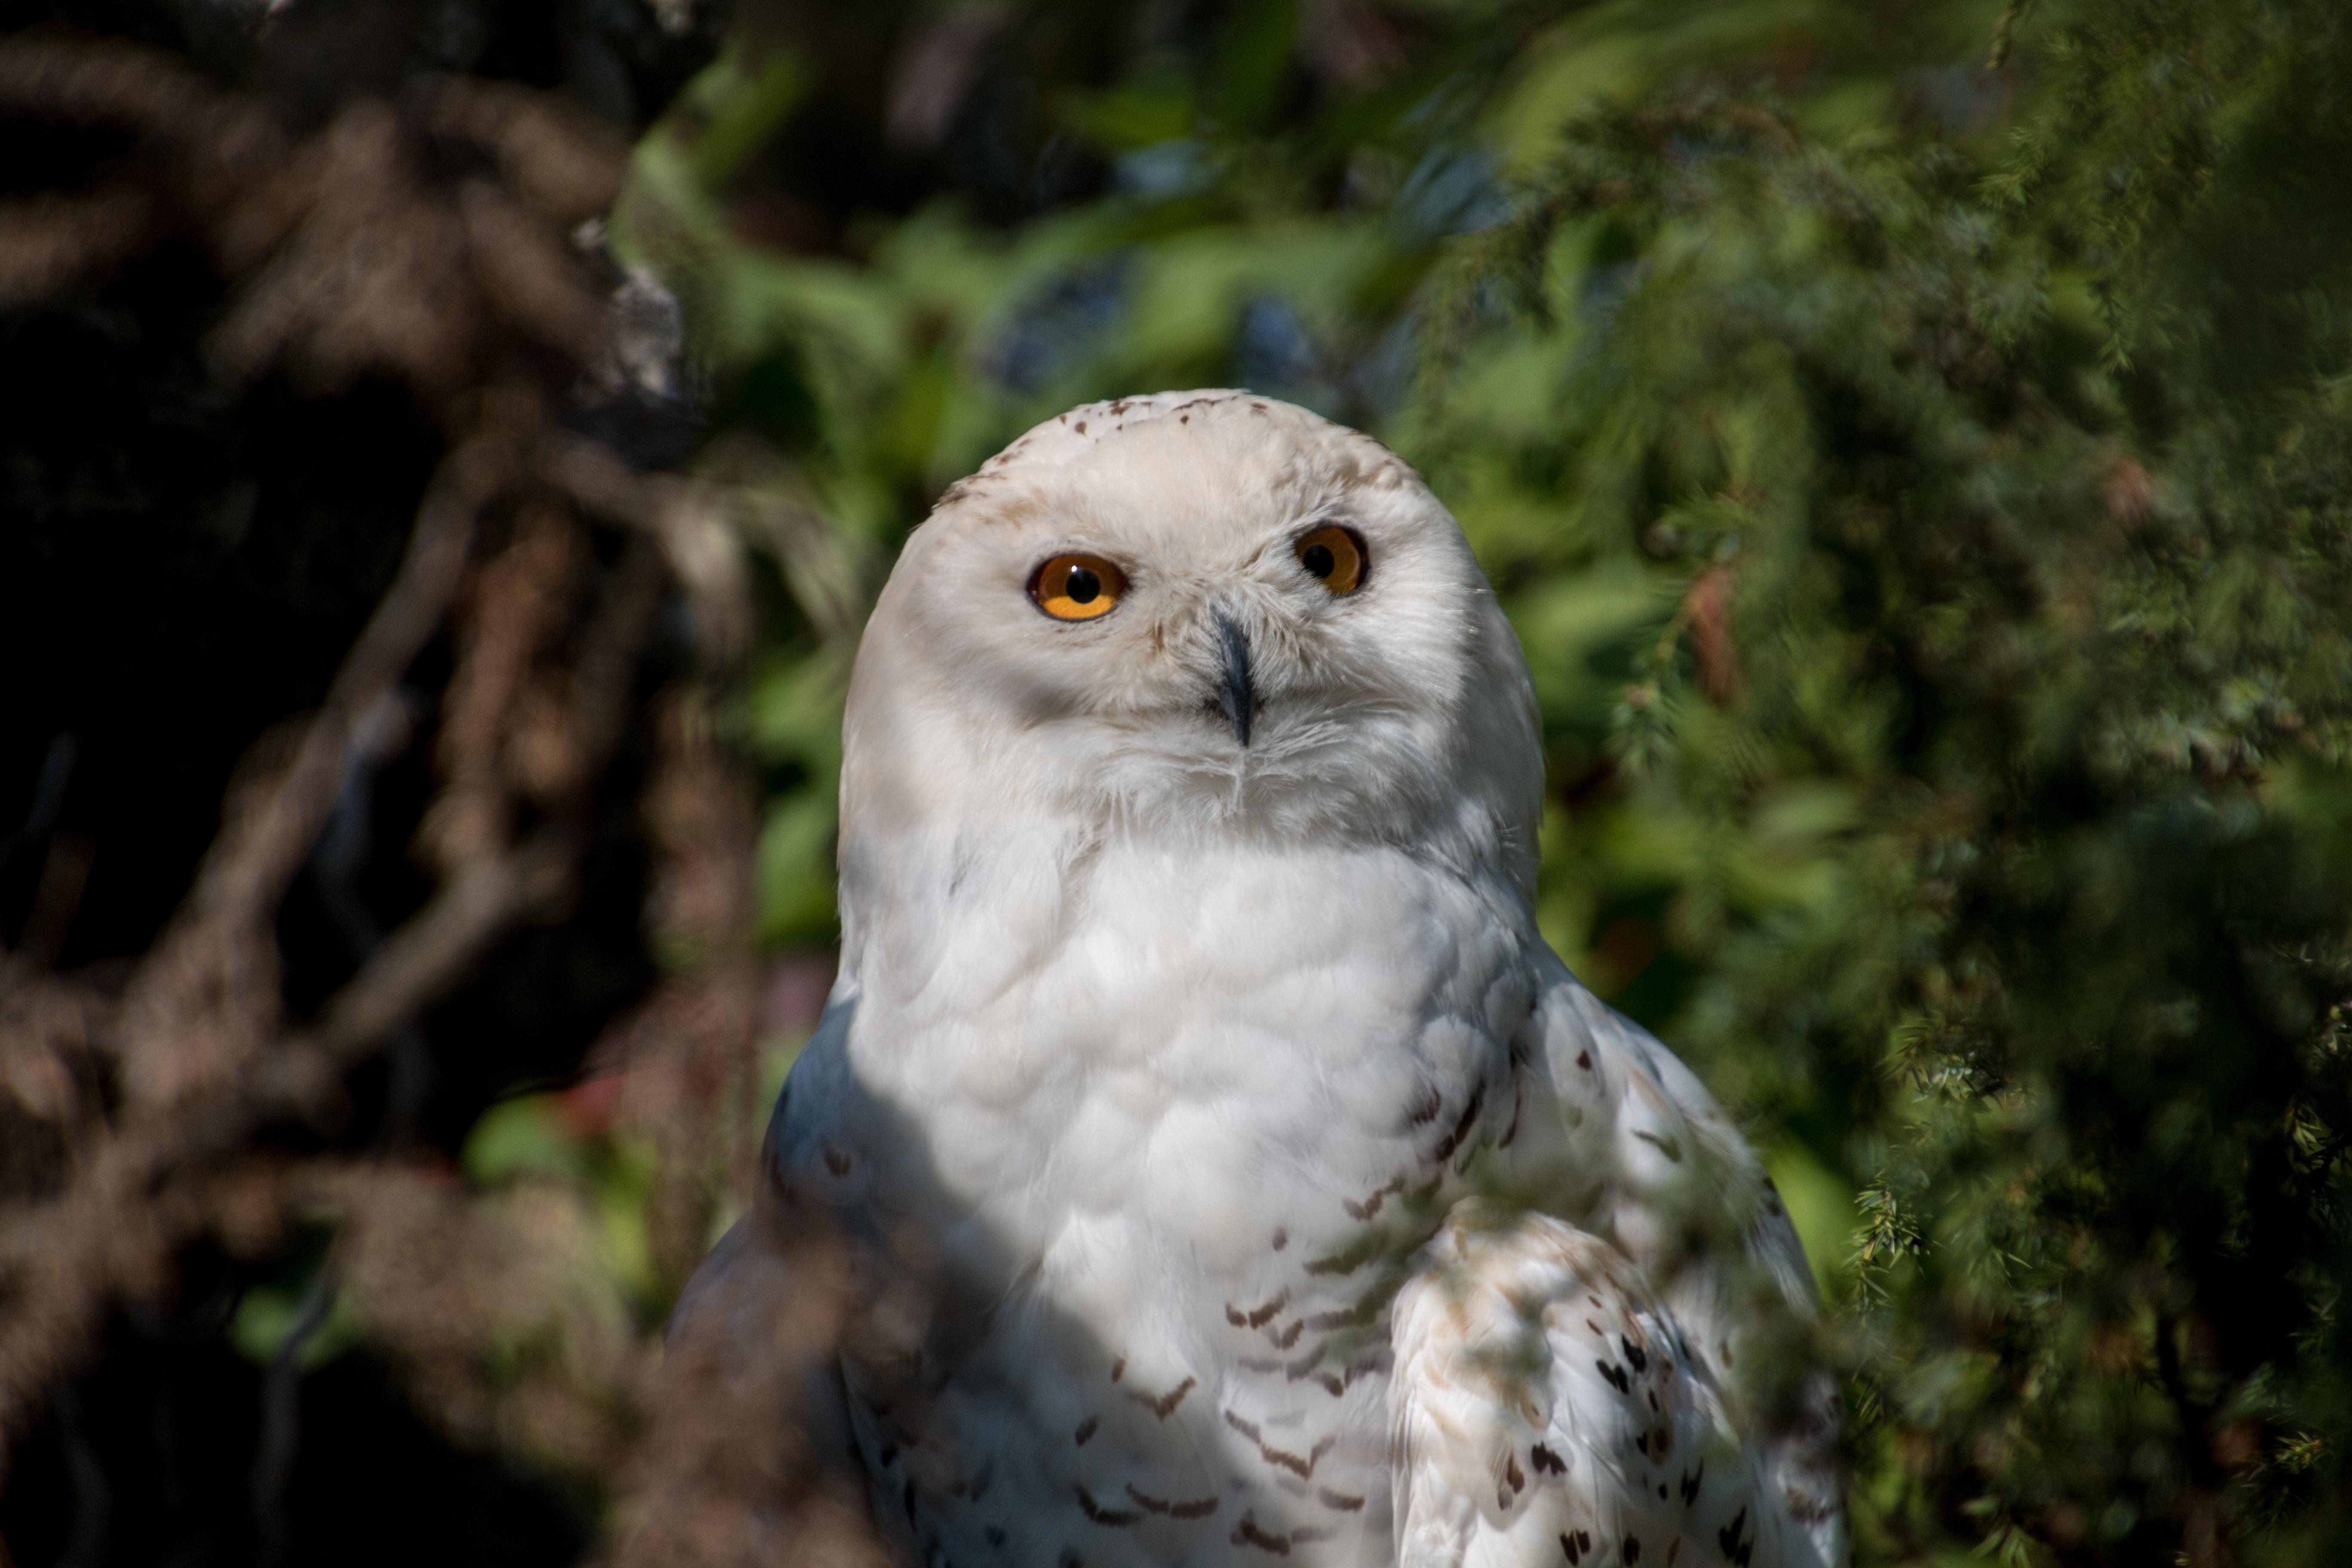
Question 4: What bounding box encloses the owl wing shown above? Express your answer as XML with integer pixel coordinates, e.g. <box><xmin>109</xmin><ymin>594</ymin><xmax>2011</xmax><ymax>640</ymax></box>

<box><xmin>1388</xmin><ymin>960</ymin><xmax>1847</xmax><ymax>1568</ymax></box>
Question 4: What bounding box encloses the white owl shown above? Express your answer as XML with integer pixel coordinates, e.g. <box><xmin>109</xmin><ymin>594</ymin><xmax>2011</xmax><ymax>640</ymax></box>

<box><xmin>679</xmin><ymin>391</ymin><xmax>1845</xmax><ymax>1568</ymax></box>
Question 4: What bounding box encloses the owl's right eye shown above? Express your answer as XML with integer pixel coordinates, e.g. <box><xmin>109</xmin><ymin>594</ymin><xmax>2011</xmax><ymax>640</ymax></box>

<box><xmin>1030</xmin><ymin>554</ymin><xmax>1128</xmax><ymax>621</ymax></box>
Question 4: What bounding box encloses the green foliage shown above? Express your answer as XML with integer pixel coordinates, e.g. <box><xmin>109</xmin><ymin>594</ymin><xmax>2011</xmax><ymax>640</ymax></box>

<box><xmin>625</xmin><ymin>0</ymin><xmax>2352</xmax><ymax>1559</ymax></box>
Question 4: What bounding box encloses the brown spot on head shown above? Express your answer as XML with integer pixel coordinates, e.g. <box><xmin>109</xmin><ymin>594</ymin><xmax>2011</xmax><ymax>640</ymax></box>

<box><xmin>1577</xmin><ymin>1050</ymin><xmax>1593</xmax><ymax>1070</ymax></box>
<box><xmin>1074</xmin><ymin>420</ymin><xmax>1087</xmax><ymax>434</ymax></box>
<box><xmin>1271</xmin><ymin>1227</ymin><xmax>1287</xmax><ymax>1250</ymax></box>
<box><xmin>1110</xmin><ymin>1357</ymin><xmax>1124</xmax><ymax>1382</ymax></box>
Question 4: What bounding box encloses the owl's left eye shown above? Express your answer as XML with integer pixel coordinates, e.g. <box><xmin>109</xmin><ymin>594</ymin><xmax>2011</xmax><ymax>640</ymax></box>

<box><xmin>1031</xmin><ymin>554</ymin><xmax>1128</xmax><ymax>621</ymax></box>
<box><xmin>1295</xmin><ymin>526</ymin><xmax>1366</xmax><ymax>596</ymax></box>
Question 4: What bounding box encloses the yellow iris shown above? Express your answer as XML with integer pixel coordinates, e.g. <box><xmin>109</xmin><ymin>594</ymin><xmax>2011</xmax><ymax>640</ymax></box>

<box><xmin>1295</xmin><ymin>526</ymin><xmax>1366</xmax><ymax>595</ymax></box>
<box><xmin>1032</xmin><ymin>554</ymin><xmax>1127</xmax><ymax>620</ymax></box>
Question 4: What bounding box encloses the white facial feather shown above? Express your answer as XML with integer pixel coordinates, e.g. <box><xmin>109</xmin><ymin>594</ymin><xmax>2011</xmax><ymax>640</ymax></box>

<box><xmin>838</xmin><ymin>391</ymin><xmax>1544</xmax><ymax>966</ymax></box>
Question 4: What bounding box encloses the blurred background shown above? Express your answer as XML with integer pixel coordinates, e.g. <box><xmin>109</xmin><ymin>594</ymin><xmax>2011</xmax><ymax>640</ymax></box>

<box><xmin>4</xmin><ymin>0</ymin><xmax>2352</xmax><ymax>1564</ymax></box>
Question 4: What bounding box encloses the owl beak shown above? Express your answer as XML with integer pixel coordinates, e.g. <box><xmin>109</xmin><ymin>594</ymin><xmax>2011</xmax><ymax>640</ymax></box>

<box><xmin>1213</xmin><ymin>611</ymin><xmax>1256</xmax><ymax>748</ymax></box>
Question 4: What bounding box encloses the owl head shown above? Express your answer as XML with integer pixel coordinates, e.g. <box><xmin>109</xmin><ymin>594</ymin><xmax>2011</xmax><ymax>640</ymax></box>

<box><xmin>839</xmin><ymin>391</ymin><xmax>1543</xmax><ymax>906</ymax></box>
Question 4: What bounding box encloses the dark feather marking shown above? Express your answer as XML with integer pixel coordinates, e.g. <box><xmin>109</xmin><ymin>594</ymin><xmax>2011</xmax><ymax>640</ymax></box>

<box><xmin>1227</xmin><ymin>1291</ymin><xmax>1289</xmax><ymax>1329</ymax></box>
<box><xmin>1344</xmin><ymin>1177</ymin><xmax>1406</xmax><ymax>1221</ymax></box>
<box><xmin>1433</xmin><ymin>1084</ymin><xmax>1486</xmax><ymax>1162</ymax></box>
<box><xmin>1076</xmin><ymin>1487</ymin><xmax>1141</xmax><ymax>1527</ymax></box>
<box><xmin>1224</xmin><ymin>1412</ymin><xmax>1336</xmax><ymax>1479</ymax></box>
<box><xmin>1305</xmin><ymin>1305</ymin><xmax>1372</xmax><ymax>1332</ymax></box>
<box><xmin>1127</xmin><ymin>1485</ymin><xmax>1218</xmax><ymax>1520</ymax></box>
<box><xmin>1129</xmin><ymin>1376</ymin><xmax>1196</xmax><ymax>1418</ymax></box>
<box><xmin>1233</xmin><ymin>1515</ymin><xmax>1291</xmax><ymax>1554</ymax></box>
<box><xmin>1304</xmin><ymin>1235</ymin><xmax>1380</xmax><ymax>1276</ymax></box>
<box><xmin>1531</xmin><ymin>1443</ymin><xmax>1567</xmax><ymax>1476</ymax></box>
<box><xmin>1718</xmin><ymin>1507</ymin><xmax>1748</xmax><ymax>1562</ymax></box>
<box><xmin>1074</xmin><ymin>1417</ymin><xmax>1097</xmax><ymax>1446</ymax></box>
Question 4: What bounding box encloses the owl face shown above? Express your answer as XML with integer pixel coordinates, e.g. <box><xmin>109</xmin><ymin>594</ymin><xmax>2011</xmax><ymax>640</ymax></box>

<box><xmin>841</xmin><ymin>393</ymin><xmax>1540</xmax><ymax>873</ymax></box>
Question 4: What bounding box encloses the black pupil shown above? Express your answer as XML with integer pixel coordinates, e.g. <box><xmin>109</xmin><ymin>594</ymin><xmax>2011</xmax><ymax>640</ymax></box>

<box><xmin>1302</xmin><ymin>542</ymin><xmax>1336</xmax><ymax>579</ymax></box>
<box><xmin>1065</xmin><ymin>566</ymin><xmax>1101</xmax><ymax>604</ymax></box>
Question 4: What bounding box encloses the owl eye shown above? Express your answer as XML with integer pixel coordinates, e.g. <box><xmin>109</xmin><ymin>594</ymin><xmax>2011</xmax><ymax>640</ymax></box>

<box><xmin>1031</xmin><ymin>554</ymin><xmax>1128</xmax><ymax>621</ymax></box>
<box><xmin>1294</xmin><ymin>526</ymin><xmax>1366</xmax><ymax>596</ymax></box>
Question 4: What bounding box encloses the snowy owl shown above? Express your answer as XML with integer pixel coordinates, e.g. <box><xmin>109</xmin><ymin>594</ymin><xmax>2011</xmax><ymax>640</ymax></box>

<box><xmin>680</xmin><ymin>391</ymin><xmax>1845</xmax><ymax>1568</ymax></box>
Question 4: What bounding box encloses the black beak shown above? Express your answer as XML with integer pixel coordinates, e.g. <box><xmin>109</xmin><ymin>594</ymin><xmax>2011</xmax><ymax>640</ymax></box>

<box><xmin>1213</xmin><ymin>612</ymin><xmax>1256</xmax><ymax>748</ymax></box>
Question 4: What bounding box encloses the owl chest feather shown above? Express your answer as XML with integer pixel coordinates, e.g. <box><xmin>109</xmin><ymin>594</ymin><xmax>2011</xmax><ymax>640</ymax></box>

<box><xmin>799</xmin><ymin>837</ymin><xmax>1540</xmax><ymax>1565</ymax></box>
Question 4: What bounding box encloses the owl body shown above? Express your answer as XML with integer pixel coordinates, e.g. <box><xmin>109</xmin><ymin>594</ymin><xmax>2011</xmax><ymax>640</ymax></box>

<box><xmin>775</xmin><ymin>828</ymin><xmax>1543</xmax><ymax>1563</ymax></box>
<box><xmin>707</xmin><ymin>392</ymin><xmax>1844</xmax><ymax>1568</ymax></box>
